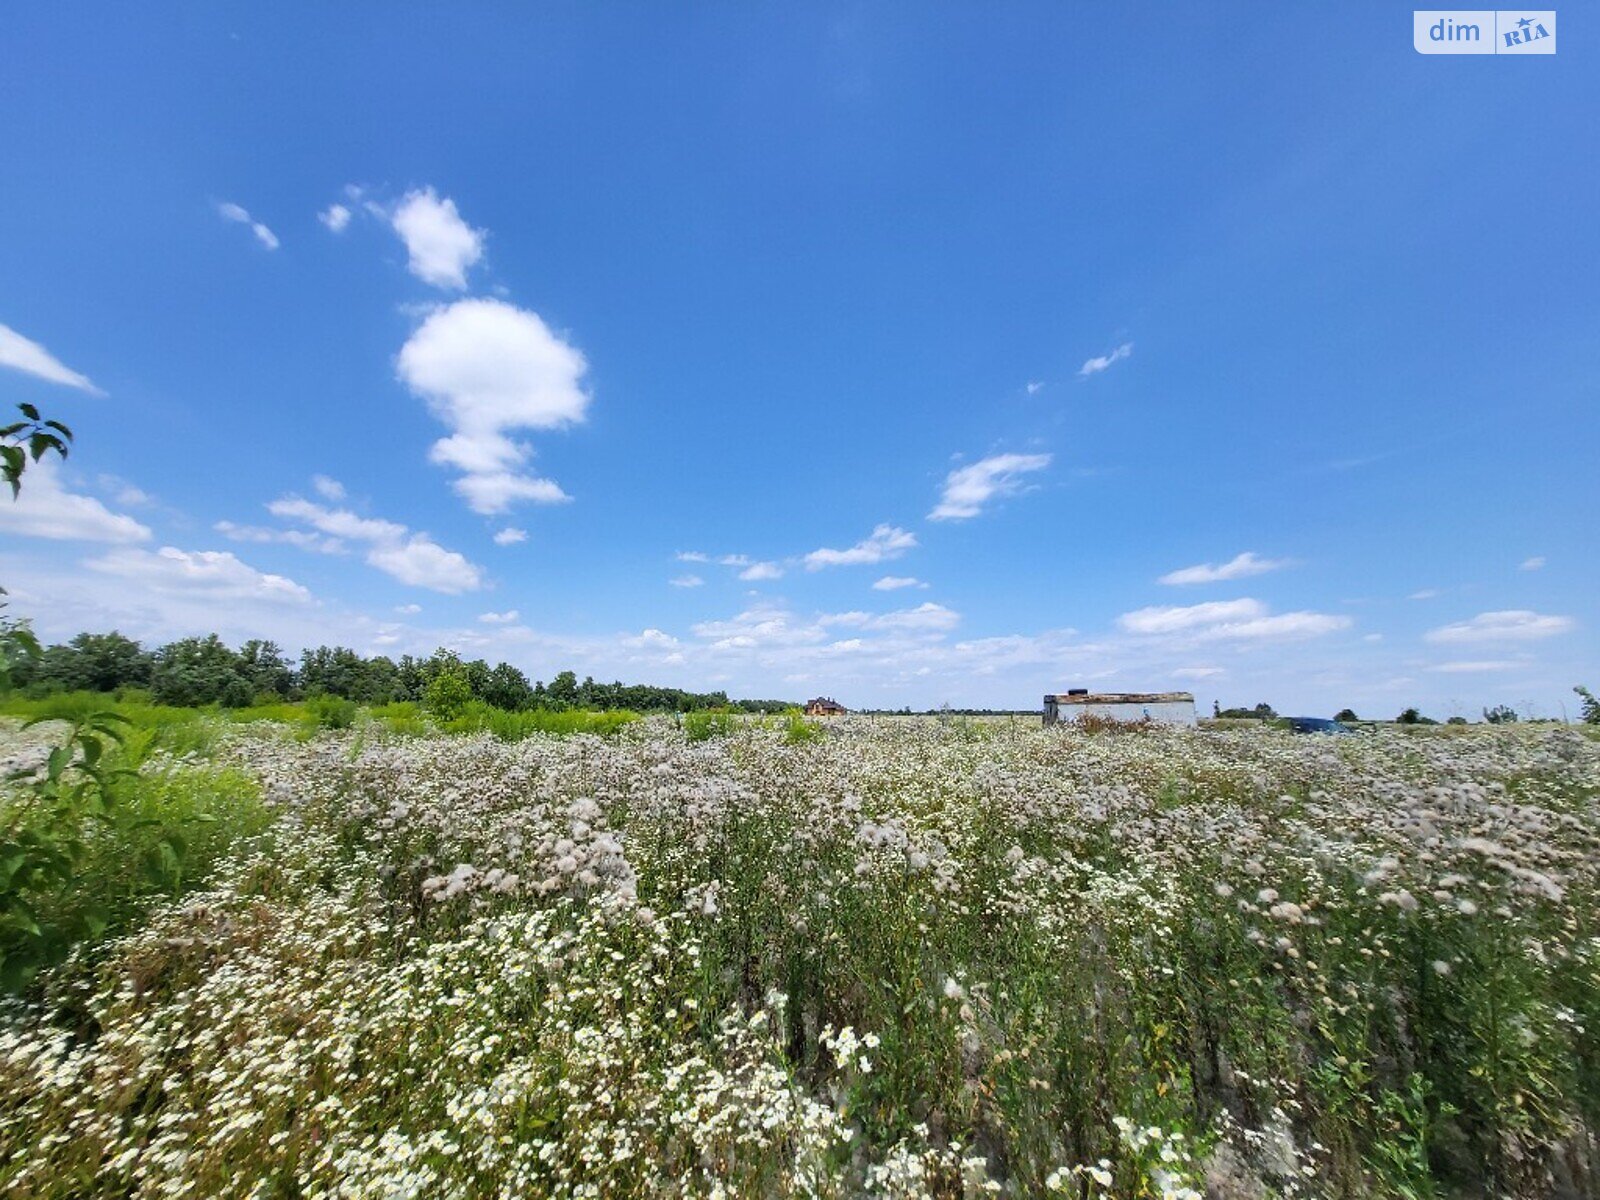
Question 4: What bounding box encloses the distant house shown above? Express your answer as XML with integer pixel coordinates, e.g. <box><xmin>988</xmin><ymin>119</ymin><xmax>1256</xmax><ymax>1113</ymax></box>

<box><xmin>804</xmin><ymin>696</ymin><xmax>848</xmax><ymax>717</ymax></box>
<box><xmin>1043</xmin><ymin>690</ymin><xmax>1197</xmax><ymax>728</ymax></box>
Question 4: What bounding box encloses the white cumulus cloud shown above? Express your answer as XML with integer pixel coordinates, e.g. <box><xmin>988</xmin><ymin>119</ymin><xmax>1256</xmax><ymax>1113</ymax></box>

<box><xmin>0</xmin><ymin>323</ymin><xmax>104</xmax><ymax>394</ymax></box>
<box><xmin>397</xmin><ymin>297</ymin><xmax>588</xmax><ymax>515</ymax></box>
<box><xmin>872</xmin><ymin>575</ymin><xmax>926</xmax><ymax>591</ymax></box>
<box><xmin>390</xmin><ymin>188</ymin><xmax>484</xmax><ymax>289</ymax></box>
<box><xmin>929</xmin><ymin>453</ymin><xmax>1052</xmax><ymax>521</ymax></box>
<box><xmin>805</xmin><ymin>524</ymin><xmax>917</xmax><ymax>570</ymax></box>
<box><xmin>0</xmin><ymin>457</ymin><xmax>150</xmax><ymax>542</ymax></box>
<box><xmin>493</xmin><ymin>527</ymin><xmax>528</xmax><ymax>546</ymax></box>
<box><xmin>319</xmin><ymin>203</ymin><xmax>352</xmax><ymax>233</ymax></box>
<box><xmin>478</xmin><ymin>610</ymin><xmax>520</xmax><ymax>625</ymax></box>
<box><xmin>1424</xmin><ymin>610</ymin><xmax>1574</xmax><ymax>644</ymax></box>
<box><xmin>86</xmin><ymin>546</ymin><xmax>310</xmax><ymax>604</ymax></box>
<box><xmin>739</xmin><ymin>561</ymin><xmax>785</xmax><ymax>581</ymax></box>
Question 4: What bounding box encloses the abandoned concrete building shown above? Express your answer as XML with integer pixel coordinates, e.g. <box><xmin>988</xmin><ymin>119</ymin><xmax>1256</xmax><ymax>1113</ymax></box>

<box><xmin>1042</xmin><ymin>690</ymin><xmax>1197</xmax><ymax>727</ymax></box>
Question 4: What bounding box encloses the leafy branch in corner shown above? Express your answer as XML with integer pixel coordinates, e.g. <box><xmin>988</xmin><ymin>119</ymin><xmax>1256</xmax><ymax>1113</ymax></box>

<box><xmin>1</xmin><ymin>402</ymin><xmax>74</xmax><ymax>499</ymax></box>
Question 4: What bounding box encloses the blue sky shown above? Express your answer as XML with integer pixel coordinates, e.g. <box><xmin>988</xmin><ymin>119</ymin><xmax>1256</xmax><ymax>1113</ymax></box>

<box><xmin>1</xmin><ymin>5</ymin><xmax>1595</xmax><ymax>716</ymax></box>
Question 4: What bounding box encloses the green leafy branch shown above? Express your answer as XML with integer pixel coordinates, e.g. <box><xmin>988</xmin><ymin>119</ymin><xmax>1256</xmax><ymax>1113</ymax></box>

<box><xmin>0</xmin><ymin>402</ymin><xmax>74</xmax><ymax>499</ymax></box>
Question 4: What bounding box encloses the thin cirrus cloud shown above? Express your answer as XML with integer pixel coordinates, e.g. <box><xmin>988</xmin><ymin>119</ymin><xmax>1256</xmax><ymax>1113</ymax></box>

<box><xmin>804</xmin><ymin>524</ymin><xmax>917</xmax><ymax>570</ymax></box>
<box><xmin>670</xmin><ymin>574</ymin><xmax>705</xmax><ymax>588</ymax></box>
<box><xmin>217</xmin><ymin>201</ymin><xmax>279</xmax><ymax>250</ymax></box>
<box><xmin>0</xmin><ymin>457</ymin><xmax>150</xmax><ymax>542</ymax></box>
<box><xmin>929</xmin><ymin>453</ymin><xmax>1052</xmax><ymax>521</ymax></box>
<box><xmin>214</xmin><ymin>520</ymin><xmax>345</xmax><ymax>555</ymax></box>
<box><xmin>872</xmin><ymin>575</ymin><xmax>927</xmax><ymax>591</ymax></box>
<box><xmin>390</xmin><ymin>187</ymin><xmax>485</xmax><ymax>289</ymax></box>
<box><xmin>1117</xmin><ymin>597</ymin><xmax>1351</xmax><ymax>642</ymax></box>
<box><xmin>397</xmin><ymin>297</ymin><xmax>587</xmax><ymax>516</ymax></box>
<box><xmin>1158</xmin><ymin>551</ymin><xmax>1291</xmax><ymax>586</ymax></box>
<box><xmin>1078</xmin><ymin>342</ymin><xmax>1132</xmax><ymax>377</ymax></box>
<box><xmin>261</xmin><ymin>492</ymin><xmax>484</xmax><ymax>594</ymax></box>
<box><xmin>1423</xmin><ymin>610</ymin><xmax>1575</xmax><ymax>644</ymax></box>
<box><xmin>1519</xmin><ymin>556</ymin><xmax>1546</xmax><ymax>571</ymax></box>
<box><xmin>0</xmin><ymin>322</ymin><xmax>105</xmax><ymax>394</ymax></box>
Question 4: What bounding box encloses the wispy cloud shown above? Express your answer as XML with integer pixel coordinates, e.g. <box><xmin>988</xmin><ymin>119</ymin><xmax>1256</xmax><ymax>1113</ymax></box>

<box><xmin>0</xmin><ymin>323</ymin><xmax>105</xmax><ymax>394</ymax></box>
<box><xmin>1118</xmin><ymin>597</ymin><xmax>1350</xmax><ymax>642</ymax></box>
<box><xmin>260</xmin><ymin>489</ymin><xmax>484</xmax><ymax>593</ymax></box>
<box><xmin>1426</xmin><ymin>660</ymin><xmax>1521</xmax><ymax>673</ymax></box>
<box><xmin>928</xmin><ymin>453</ymin><xmax>1052</xmax><ymax>521</ymax></box>
<box><xmin>1158</xmin><ymin>551</ymin><xmax>1291</xmax><ymax>586</ymax></box>
<box><xmin>872</xmin><ymin>575</ymin><xmax>927</xmax><ymax>591</ymax></box>
<box><xmin>670</xmin><ymin>574</ymin><xmax>704</xmax><ymax>588</ymax></box>
<box><xmin>804</xmin><ymin>524</ymin><xmax>917</xmax><ymax>570</ymax></box>
<box><xmin>478</xmin><ymin>609</ymin><xmax>520</xmax><ymax>625</ymax></box>
<box><xmin>739</xmin><ymin>561</ymin><xmax>784</xmax><ymax>581</ymax></box>
<box><xmin>1078</xmin><ymin>342</ymin><xmax>1132</xmax><ymax>377</ymax></box>
<box><xmin>214</xmin><ymin>519</ymin><xmax>345</xmax><ymax>555</ymax></box>
<box><xmin>1424</xmin><ymin>610</ymin><xmax>1574</xmax><ymax>644</ymax></box>
<box><xmin>1519</xmin><ymin>556</ymin><xmax>1546</xmax><ymax>571</ymax></box>
<box><xmin>493</xmin><ymin>527</ymin><xmax>527</xmax><ymax>546</ymax></box>
<box><xmin>311</xmin><ymin>474</ymin><xmax>346</xmax><ymax>502</ymax></box>
<box><xmin>217</xmin><ymin>201</ymin><xmax>279</xmax><ymax>250</ymax></box>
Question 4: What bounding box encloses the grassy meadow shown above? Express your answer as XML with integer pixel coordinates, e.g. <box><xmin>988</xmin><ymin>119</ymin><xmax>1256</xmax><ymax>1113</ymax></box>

<box><xmin>0</xmin><ymin>705</ymin><xmax>1596</xmax><ymax>1198</ymax></box>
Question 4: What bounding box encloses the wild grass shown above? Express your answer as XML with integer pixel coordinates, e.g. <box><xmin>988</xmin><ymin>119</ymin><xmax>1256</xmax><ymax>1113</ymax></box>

<box><xmin>441</xmin><ymin>700</ymin><xmax>640</xmax><ymax>740</ymax></box>
<box><xmin>0</xmin><ymin>718</ymin><xmax>1594</xmax><ymax>1198</ymax></box>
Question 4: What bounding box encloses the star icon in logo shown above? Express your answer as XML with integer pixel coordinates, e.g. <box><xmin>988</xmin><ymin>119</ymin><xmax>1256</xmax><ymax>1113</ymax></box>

<box><xmin>1517</xmin><ymin>15</ymin><xmax>1534</xmax><ymax>29</ymax></box>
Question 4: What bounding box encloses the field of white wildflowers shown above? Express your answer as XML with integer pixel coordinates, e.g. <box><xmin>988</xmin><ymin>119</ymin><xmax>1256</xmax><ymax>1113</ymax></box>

<box><xmin>2</xmin><ymin>716</ymin><xmax>1596</xmax><ymax>1199</ymax></box>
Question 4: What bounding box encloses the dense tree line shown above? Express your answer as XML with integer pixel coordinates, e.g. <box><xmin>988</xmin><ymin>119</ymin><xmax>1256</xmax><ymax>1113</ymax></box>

<box><xmin>5</xmin><ymin>631</ymin><xmax>795</xmax><ymax>714</ymax></box>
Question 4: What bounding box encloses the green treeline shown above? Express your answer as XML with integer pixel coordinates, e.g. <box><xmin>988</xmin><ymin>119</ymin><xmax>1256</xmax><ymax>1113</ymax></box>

<box><xmin>5</xmin><ymin>630</ymin><xmax>795</xmax><ymax>714</ymax></box>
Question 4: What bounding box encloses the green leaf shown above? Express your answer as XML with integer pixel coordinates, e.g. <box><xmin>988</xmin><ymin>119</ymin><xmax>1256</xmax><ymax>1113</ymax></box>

<box><xmin>18</xmin><ymin>403</ymin><xmax>39</xmax><ymax>421</ymax></box>
<box><xmin>43</xmin><ymin>420</ymin><xmax>73</xmax><ymax>440</ymax></box>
